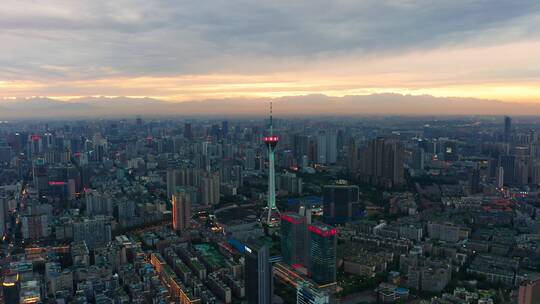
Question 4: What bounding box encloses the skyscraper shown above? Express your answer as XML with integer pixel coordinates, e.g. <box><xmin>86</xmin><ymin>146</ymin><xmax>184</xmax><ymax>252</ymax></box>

<box><xmin>32</xmin><ymin>158</ymin><xmax>48</xmax><ymax>195</ymax></box>
<box><xmin>496</xmin><ymin>166</ymin><xmax>505</xmax><ymax>188</ymax></box>
<box><xmin>470</xmin><ymin>169</ymin><xmax>481</xmax><ymax>194</ymax></box>
<box><xmin>280</xmin><ymin>212</ymin><xmax>307</xmax><ymax>266</ymax></box>
<box><xmin>499</xmin><ymin>155</ymin><xmax>516</xmax><ymax>186</ymax></box>
<box><xmin>21</xmin><ymin>214</ymin><xmax>49</xmax><ymax>240</ymax></box>
<box><xmin>278</xmin><ymin>172</ymin><xmax>303</xmax><ymax>195</ymax></box>
<box><xmin>201</xmin><ymin>172</ymin><xmax>220</xmax><ymax>206</ymax></box>
<box><xmin>72</xmin><ymin>216</ymin><xmax>112</xmax><ymax>249</ymax></box>
<box><xmin>359</xmin><ymin>137</ymin><xmax>405</xmax><ymax>187</ymax></box>
<box><xmin>172</xmin><ymin>191</ymin><xmax>191</xmax><ymax>233</ymax></box>
<box><xmin>411</xmin><ymin>147</ymin><xmax>425</xmax><ymax>171</ymax></box>
<box><xmin>322</xmin><ymin>184</ymin><xmax>359</xmax><ymax>224</ymax></box>
<box><xmin>297</xmin><ymin>281</ymin><xmax>330</xmax><ymax>304</ymax></box>
<box><xmin>308</xmin><ymin>222</ymin><xmax>337</xmax><ymax>286</ymax></box>
<box><xmin>0</xmin><ymin>195</ymin><xmax>6</xmax><ymax>238</ymax></box>
<box><xmin>326</xmin><ymin>132</ymin><xmax>337</xmax><ymax>164</ymax></box>
<box><xmin>184</xmin><ymin>123</ymin><xmax>193</xmax><ymax>141</ymax></box>
<box><xmin>316</xmin><ymin>131</ymin><xmax>337</xmax><ymax>165</ymax></box>
<box><xmin>504</xmin><ymin>116</ymin><xmax>512</xmax><ymax>141</ymax></box>
<box><xmin>347</xmin><ymin>138</ymin><xmax>359</xmax><ymax>176</ymax></box>
<box><xmin>293</xmin><ymin>134</ymin><xmax>310</xmax><ymax>162</ymax></box>
<box><xmin>85</xmin><ymin>189</ymin><xmax>113</xmax><ymax>216</ymax></box>
<box><xmin>222</xmin><ymin>120</ymin><xmax>229</xmax><ymax>138</ymax></box>
<box><xmin>519</xmin><ymin>278</ymin><xmax>540</xmax><ymax>304</ymax></box>
<box><xmin>244</xmin><ymin>148</ymin><xmax>256</xmax><ymax>170</ymax></box>
<box><xmin>2</xmin><ymin>272</ymin><xmax>20</xmax><ymax>304</ymax></box>
<box><xmin>166</xmin><ymin>167</ymin><xmax>177</xmax><ymax>200</ymax></box>
<box><xmin>0</xmin><ymin>142</ymin><xmax>12</xmax><ymax>164</ymax></box>
<box><xmin>442</xmin><ymin>141</ymin><xmax>458</xmax><ymax>161</ymax></box>
<box><xmin>244</xmin><ymin>241</ymin><xmax>273</xmax><ymax>304</ymax></box>
<box><xmin>316</xmin><ymin>133</ymin><xmax>327</xmax><ymax>164</ymax></box>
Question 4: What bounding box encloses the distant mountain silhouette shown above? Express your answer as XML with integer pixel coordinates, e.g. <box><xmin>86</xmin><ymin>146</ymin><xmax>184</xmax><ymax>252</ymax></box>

<box><xmin>0</xmin><ymin>93</ymin><xmax>534</xmax><ymax>119</ymax></box>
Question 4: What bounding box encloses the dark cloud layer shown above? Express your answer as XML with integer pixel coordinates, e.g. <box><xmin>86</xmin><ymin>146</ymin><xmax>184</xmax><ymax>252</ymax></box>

<box><xmin>1</xmin><ymin>0</ymin><xmax>539</xmax><ymax>80</ymax></box>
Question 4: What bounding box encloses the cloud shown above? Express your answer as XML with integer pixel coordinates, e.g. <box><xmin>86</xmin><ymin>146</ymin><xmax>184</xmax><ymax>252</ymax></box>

<box><xmin>1</xmin><ymin>1</ymin><xmax>540</xmax><ymax>103</ymax></box>
<box><xmin>1</xmin><ymin>1</ymin><xmax>540</xmax><ymax>79</ymax></box>
<box><xmin>2</xmin><ymin>39</ymin><xmax>540</xmax><ymax>103</ymax></box>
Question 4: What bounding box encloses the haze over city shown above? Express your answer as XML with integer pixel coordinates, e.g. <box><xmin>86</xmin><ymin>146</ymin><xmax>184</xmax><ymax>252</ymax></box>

<box><xmin>2</xmin><ymin>1</ymin><xmax>540</xmax><ymax>117</ymax></box>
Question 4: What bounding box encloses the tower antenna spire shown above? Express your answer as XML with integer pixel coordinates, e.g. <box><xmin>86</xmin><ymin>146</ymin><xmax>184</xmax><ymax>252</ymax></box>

<box><xmin>270</xmin><ymin>102</ymin><xmax>273</xmax><ymax>136</ymax></box>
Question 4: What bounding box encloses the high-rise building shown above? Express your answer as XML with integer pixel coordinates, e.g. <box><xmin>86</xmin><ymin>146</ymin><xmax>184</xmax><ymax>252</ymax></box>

<box><xmin>411</xmin><ymin>147</ymin><xmax>425</xmax><ymax>171</ymax></box>
<box><xmin>85</xmin><ymin>189</ymin><xmax>113</xmax><ymax>216</ymax></box>
<box><xmin>278</xmin><ymin>172</ymin><xmax>303</xmax><ymax>195</ymax></box>
<box><xmin>244</xmin><ymin>148</ymin><xmax>256</xmax><ymax>170</ymax></box>
<box><xmin>316</xmin><ymin>133</ymin><xmax>327</xmax><ymax>164</ymax></box>
<box><xmin>210</xmin><ymin>124</ymin><xmax>221</xmax><ymax>139</ymax></box>
<box><xmin>499</xmin><ymin>155</ymin><xmax>516</xmax><ymax>186</ymax></box>
<box><xmin>180</xmin><ymin>167</ymin><xmax>199</xmax><ymax>187</ymax></box>
<box><xmin>327</xmin><ymin>132</ymin><xmax>337</xmax><ymax>164</ymax></box>
<box><xmin>470</xmin><ymin>169</ymin><xmax>481</xmax><ymax>194</ymax></box>
<box><xmin>233</xmin><ymin>164</ymin><xmax>243</xmax><ymax>188</ymax></box>
<box><xmin>172</xmin><ymin>191</ymin><xmax>191</xmax><ymax>233</ymax></box>
<box><xmin>72</xmin><ymin>216</ymin><xmax>112</xmax><ymax>249</ymax></box>
<box><xmin>516</xmin><ymin>155</ymin><xmax>530</xmax><ymax>186</ymax></box>
<box><xmin>0</xmin><ymin>195</ymin><xmax>6</xmax><ymax>238</ymax></box>
<box><xmin>530</xmin><ymin>162</ymin><xmax>540</xmax><ymax>185</ymax></box>
<box><xmin>359</xmin><ymin>137</ymin><xmax>405</xmax><ymax>187</ymax></box>
<box><xmin>504</xmin><ymin>116</ymin><xmax>512</xmax><ymax>141</ymax></box>
<box><xmin>2</xmin><ymin>272</ymin><xmax>20</xmax><ymax>304</ymax></box>
<box><xmin>21</xmin><ymin>214</ymin><xmax>49</xmax><ymax>240</ymax></box>
<box><xmin>166</xmin><ymin>167</ymin><xmax>177</xmax><ymax>200</ymax></box>
<box><xmin>308</xmin><ymin>222</ymin><xmax>337</xmax><ymax>286</ymax></box>
<box><xmin>297</xmin><ymin>281</ymin><xmax>330</xmax><ymax>304</ymax></box>
<box><xmin>28</xmin><ymin>134</ymin><xmax>43</xmax><ymax>159</ymax></box>
<box><xmin>496</xmin><ymin>166</ymin><xmax>505</xmax><ymax>188</ymax></box>
<box><xmin>322</xmin><ymin>184</ymin><xmax>359</xmax><ymax>224</ymax></box>
<box><xmin>316</xmin><ymin>131</ymin><xmax>337</xmax><ymax>165</ymax></box>
<box><xmin>222</xmin><ymin>120</ymin><xmax>229</xmax><ymax>138</ymax></box>
<box><xmin>347</xmin><ymin>138</ymin><xmax>359</xmax><ymax>176</ymax></box>
<box><xmin>184</xmin><ymin>123</ymin><xmax>193</xmax><ymax>141</ymax></box>
<box><xmin>530</xmin><ymin>143</ymin><xmax>540</xmax><ymax>160</ymax></box>
<box><xmin>201</xmin><ymin>172</ymin><xmax>220</xmax><ymax>206</ymax></box>
<box><xmin>280</xmin><ymin>213</ymin><xmax>307</xmax><ymax>266</ymax></box>
<box><xmin>244</xmin><ymin>241</ymin><xmax>273</xmax><ymax>304</ymax></box>
<box><xmin>32</xmin><ymin>158</ymin><xmax>48</xmax><ymax>195</ymax></box>
<box><xmin>442</xmin><ymin>141</ymin><xmax>458</xmax><ymax>161</ymax></box>
<box><xmin>0</xmin><ymin>143</ymin><xmax>12</xmax><ymax>164</ymax></box>
<box><xmin>293</xmin><ymin>134</ymin><xmax>310</xmax><ymax>162</ymax></box>
<box><xmin>519</xmin><ymin>278</ymin><xmax>540</xmax><ymax>304</ymax></box>
<box><xmin>117</xmin><ymin>200</ymin><xmax>136</xmax><ymax>227</ymax></box>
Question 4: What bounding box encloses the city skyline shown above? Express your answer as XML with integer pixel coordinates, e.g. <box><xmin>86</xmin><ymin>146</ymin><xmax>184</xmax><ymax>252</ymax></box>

<box><xmin>1</xmin><ymin>113</ymin><xmax>540</xmax><ymax>303</ymax></box>
<box><xmin>1</xmin><ymin>1</ymin><xmax>540</xmax><ymax>109</ymax></box>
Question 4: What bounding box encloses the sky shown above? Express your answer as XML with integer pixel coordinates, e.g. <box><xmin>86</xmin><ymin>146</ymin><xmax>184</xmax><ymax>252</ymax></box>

<box><xmin>1</xmin><ymin>0</ymin><xmax>540</xmax><ymax>103</ymax></box>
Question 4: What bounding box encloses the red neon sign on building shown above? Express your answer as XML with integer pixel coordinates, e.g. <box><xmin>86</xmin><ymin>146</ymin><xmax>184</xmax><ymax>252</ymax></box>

<box><xmin>308</xmin><ymin>225</ymin><xmax>338</xmax><ymax>237</ymax></box>
<box><xmin>48</xmin><ymin>181</ymin><xmax>67</xmax><ymax>186</ymax></box>
<box><xmin>280</xmin><ymin>214</ymin><xmax>304</xmax><ymax>225</ymax></box>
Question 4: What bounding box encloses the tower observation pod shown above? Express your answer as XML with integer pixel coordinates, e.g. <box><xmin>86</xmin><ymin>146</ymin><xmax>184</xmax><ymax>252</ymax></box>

<box><xmin>263</xmin><ymin>102</ymin><xmax>280</xmax><ymax>227</ymax></box>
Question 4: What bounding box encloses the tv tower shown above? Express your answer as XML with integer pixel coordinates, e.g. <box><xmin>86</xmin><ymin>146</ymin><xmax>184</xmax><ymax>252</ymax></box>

<box><xmin>263</xmin><ymin>102</ymin><xmax>280</xmax><ymax>226</ymax></box>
